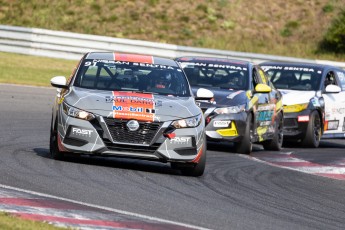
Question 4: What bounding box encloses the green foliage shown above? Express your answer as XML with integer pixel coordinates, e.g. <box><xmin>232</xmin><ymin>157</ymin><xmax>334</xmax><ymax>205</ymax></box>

<box><xmin>280</xmin><ymin>20</ymin><xmax>300</xmax><ymax>37</ymax></box>
<box><xmin>221</xmin><ymin>20</ymin><xmax>235</xmax><ymax>30</ymax></box>
<box><xmin>319</xmin><ymin>9</ymin><xmax>345</xmax><ymax>53</ymax></box>
<box><xmin>322</xmin><ymin>3</ymin><xmax>334</xmax><ymax>13</ymax></box>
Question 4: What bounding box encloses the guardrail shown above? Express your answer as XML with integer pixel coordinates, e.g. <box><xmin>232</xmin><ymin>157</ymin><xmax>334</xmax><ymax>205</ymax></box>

<box><xmin>1</xmin><ymin>24</ymin><xmax>345</xmax><ymax>68</ymax></box>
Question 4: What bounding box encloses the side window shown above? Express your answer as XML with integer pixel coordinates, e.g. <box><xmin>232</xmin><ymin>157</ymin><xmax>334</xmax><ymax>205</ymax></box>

<box><xmin>335</xmin><ymin>71</ymin><xmax>345</xmax><ymax>91</ymax></box>
<box><xmin>252</xmin><ymin>68</ymin><xmax>261</xmax><ymax>88</ymax></box>
<box><xmin>324</xmin><ymin>71</ymin><xmax>338</xmax><ymax>89</ymax></box>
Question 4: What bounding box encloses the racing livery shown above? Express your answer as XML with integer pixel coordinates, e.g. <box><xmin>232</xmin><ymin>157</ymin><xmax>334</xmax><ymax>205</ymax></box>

<box><xmin>176</xmin><ymin>57</ymin><xmax>284</xmax><ymax>154</ymax></box>
<box><xmin>50</xmin><ymin>52</ymin><xmax>212</xmax><ymax>176</ymax></box>
<box><xmin>260</xmin><ymin>62</ymin><xmax>345</xmax><ymax>147</ymax></box>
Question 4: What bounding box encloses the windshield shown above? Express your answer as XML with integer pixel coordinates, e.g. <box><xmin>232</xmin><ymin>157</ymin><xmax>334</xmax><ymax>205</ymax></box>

<box><xmin>261</xmin><ymin>66</ymin><xmax>323</xmax><ymax>91</ymax></box>
<box><xmin>73</xmin><ymin>59</ymin><xmax>191</xmax><ymax>97</ymax></box>
<box><xmin>179</xmin><ymin>62</ymin><xmax>249</xmax><ymax>90</ymax></box>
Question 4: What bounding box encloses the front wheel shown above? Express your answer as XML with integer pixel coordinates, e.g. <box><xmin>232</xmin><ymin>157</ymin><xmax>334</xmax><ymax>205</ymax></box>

<box><xmin>49</xmin><ymin>118</ymin><xmax>64</xmax><ymax>160</ymax></box>
<box><xmin>234</xmin><ymin>113</ymin><xmax>253</xmax><ymax>154</ymax></box>
<box><xmin>171</xmin><ymin>145</ymin><xmax>206</xmax><ymax>177</ymax></box>
<box><xmin>301</xmin><ymin>110</ymin><xmax>322</xmax><ymax>148</ymax></box>
<box><xmin>263</xmin><ymin>112</ymin><xmax>283</xmax><ymax>151</ymax></box>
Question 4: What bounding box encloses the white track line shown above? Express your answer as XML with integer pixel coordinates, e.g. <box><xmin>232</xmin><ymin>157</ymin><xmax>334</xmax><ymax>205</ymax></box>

<box><xmin>0</xmin><ymin>184</ymin><xmax>210</xmax><ymax>230</ymax></box>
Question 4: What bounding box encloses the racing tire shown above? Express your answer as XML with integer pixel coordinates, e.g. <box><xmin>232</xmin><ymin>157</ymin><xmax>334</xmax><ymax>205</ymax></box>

<box><xmin>49</xmin><ymin>118</ymin><xmax>64</xmax><ymax>160</ymax></box>
<box><xmin>262</xmin><ymin>112</ymin><xmax>283</xmax><ymax>151</ymax></box>
<box><xmin>234</xmin><ymin>113</ymin><xmax>253</xmax><ymax>154</ymax></box>
<box><xmin>301</xmin><ymin>110</ymin><xmax>322</xmax><ymax>148</ymax></box>
<box><xmin>172</xmin><ymin>144</ymin><xmax>206</xmax><ymax>177</ymax></box>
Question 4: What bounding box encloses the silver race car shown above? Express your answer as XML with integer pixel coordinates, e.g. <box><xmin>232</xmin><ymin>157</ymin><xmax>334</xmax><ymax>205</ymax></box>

<box><xmin>50</xmin><ymin>52</ymin><xmax>212</xmax><ymax>176</ymax></box>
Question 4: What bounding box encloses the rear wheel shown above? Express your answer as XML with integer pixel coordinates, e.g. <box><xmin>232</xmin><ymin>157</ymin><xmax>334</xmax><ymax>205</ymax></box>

<box><xmin>49</xmin><ymin>117</ymin><xmax>64</xmax><ymax>160</ymax></box>
<box><xmin>263</xmin><ymin>113</ymin><xmax>283</xmax><ymax>151</ymax></box>
<box><xmin>301</xmin><ymin>110</ymin><xmax>321</xmax><ymax>148</ymax></box>
<box><xmin>234</xmin><ymin>113</ymin><xmax>253</xmax><ymax>154</ymax></box>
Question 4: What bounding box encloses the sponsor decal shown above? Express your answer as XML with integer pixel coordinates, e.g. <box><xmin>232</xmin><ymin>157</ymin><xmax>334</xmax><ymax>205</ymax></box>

<box><xmin>169</xmin><ymin>137</ymin><xmax>191</xmax><ymax>145</ymax></box>
<box><xmin>112</xmin><ymin>92</ymin><xmax>155</xmax><ymax>121</ymax></box>
<box><xmin>257</xmin><ymin>104</ymin><xmax>275</xmax><ymax>111</ymax></box>
<box><xmin>260</xmin><ymin>121</ymin><xmax>272</xmax><ymax>126</ymax></box>
<box><xmin>261</xmin><ymin>66</ymin><xmax>317</xmax><ymax>73</ymax></box>
<box><xmin>114</xmin><ymin>53</ymin><xmax>153</xmax><ymax>64</ymax></box>
<box><xmin>226</xmin><ymin>91</ymin><xmax>243</xmax><ymax>99</ymax></box>
<box><xmin>213</xmin><ymin>120</ymin><xmax>231</xmax><ymax>128</ymax></box>
<box><xmin>257</xmin><ymin>111</ymin><xmax>274</xmax><ymax>121</ymax></box>
<box><xmin>298</xmin><ymin>115</ymin><xmax>310</xmax><ymax>122</ymax></box>
<box><xmin>71</xmin><ymin>127</ymin><xmax>93</xmax><ymax>137</ymax></box>
<box><xmin>180</xmin><ymin>62</ymin><xmax>247</xmax><ymax>71</ymax></box>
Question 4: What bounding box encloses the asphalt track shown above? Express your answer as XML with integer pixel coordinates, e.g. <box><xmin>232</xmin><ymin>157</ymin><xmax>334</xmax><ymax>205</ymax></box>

<box><xmin>0</xmin><ymin>84</ymin><xmax>345</xmax><ymax>230</ymax></box>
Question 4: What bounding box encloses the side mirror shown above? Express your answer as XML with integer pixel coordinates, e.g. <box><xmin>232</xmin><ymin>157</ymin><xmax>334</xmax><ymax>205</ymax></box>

<box><xmin>195</xmin><ymin>88</ymin><xmax>214</xmax><ymax>100</ymax></box>
<box><xmin>51</xmin><ymin>76</ymin><xmax>68</xmax><ymax>89</ymax></box>
<box><xmin>324</xmin><ymin>84</ymin><xmax>341</xmax><ymax>93</ymax></box>
<box><xmin>255</xmin><ymin>83</ymin><xmax>271</xmax><ymax>93</ymax></box>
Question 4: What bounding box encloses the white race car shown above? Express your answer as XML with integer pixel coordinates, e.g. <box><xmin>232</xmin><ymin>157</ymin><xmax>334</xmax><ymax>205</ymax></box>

<box><xmin>261</xmin><ymin>62</ymin><xmax>345</xmax><ymax>147</ymax></box>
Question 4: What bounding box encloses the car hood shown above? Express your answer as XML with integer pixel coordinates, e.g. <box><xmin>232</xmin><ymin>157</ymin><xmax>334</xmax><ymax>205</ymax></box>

<box><xmin>279</xmin><ymin>89</ymin><xmax>316</xmax><ymax>105</ymax></box>
<box><xmin>64</xmin><ymin>87</ymin><xmax>200</xmax><ymax>121</ymax></box>
<box><xmin>192</xmin><ymin>87</ymin><xmax>247</xmax><ymax>107</ymax></box>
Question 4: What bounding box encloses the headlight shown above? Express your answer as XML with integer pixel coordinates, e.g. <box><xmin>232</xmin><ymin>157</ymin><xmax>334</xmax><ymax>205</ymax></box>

<box><xmin>214</xmin><ymin>104</ymin><xmax>245</xmax><ymax>114</ymax></box>
<box><xmin>62</xmin><ymin>102</ymin><xmax>95</xmax><ymax>121</ymax></box>
<box><xmin>171</xmin><ymin>114</ymin><xmax>202</xmax><ymax>128</ymax></box>
<box><xmin>283</xmin><ymin>103</ymin><xmax>308</xmax><ymax>113</ymax></box>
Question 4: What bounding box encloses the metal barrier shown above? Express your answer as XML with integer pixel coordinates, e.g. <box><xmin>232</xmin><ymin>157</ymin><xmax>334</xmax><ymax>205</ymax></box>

<box><xmin>1</xmin><ymin>24</ymin><xmax>345</xmax><ymax>68</ymax></box>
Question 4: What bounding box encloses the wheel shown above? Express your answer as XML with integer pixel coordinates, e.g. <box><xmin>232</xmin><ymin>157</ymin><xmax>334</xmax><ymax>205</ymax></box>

<box><xmin>234</xmin><ymin>113</ymin><xmax>253</xmax><ymax>154</ymax></box>
<box><xmin>49</xmin><ymin>117</ymin><xmax>64</xmax><ymax>160</ymax></box>
<box><xmin>301</xmin><ymin>110</ymin><xmax>322</xmax><ymax>148</ymax></box>
<box><xmin>263</xmin><ymin>112</ymin><xmax>283</xmax><ymax>151</ymax></box>
<box><xmin>171</xmin><ymin>143</ymin><xmax>206</xmax><ymax>177</ymax></box>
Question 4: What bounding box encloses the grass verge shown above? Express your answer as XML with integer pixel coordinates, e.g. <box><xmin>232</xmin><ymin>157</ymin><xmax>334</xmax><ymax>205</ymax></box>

<box><xmin>0</xmin><ymin>52</ymin><xmax>77</xmax><ymax>87</ymax></box>
<box><xmin>0</xmin><ymin>212</ymin><xmax>65</xmax><ymax>230</ymax></box>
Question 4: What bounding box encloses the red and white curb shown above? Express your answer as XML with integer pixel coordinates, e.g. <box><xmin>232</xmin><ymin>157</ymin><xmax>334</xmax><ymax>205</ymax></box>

<box><xmin>242</xmin><ymin>151</ymin><xmax>345</xmax><ymax>180</ymax></box>
<box><xmin>0</xmin><ymin>184</ymin><xmax>208</xmax><ymax>230</ymax></box>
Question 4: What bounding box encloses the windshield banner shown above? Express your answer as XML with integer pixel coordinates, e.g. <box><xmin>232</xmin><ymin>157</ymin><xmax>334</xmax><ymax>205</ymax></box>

<box><xmin>112</xmin><ymin>91</ymin><xmax>155</xmax><ymax>121</ymax></box>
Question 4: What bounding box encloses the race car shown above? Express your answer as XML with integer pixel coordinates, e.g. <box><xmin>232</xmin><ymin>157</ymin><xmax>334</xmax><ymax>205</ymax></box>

<box><xmin>50</xmin><ymin>52</ymin><xmax>213</xmax><ymax>176</ymax></box>
<box><xmin>175</xmin><ymin>57</ymin><xmax>284</xmax><ymax>154</ymax></box>
<box><xmin>260</xmin><ymin>62</ymin><xmax>345</xmax><ymax>147</ymax></box>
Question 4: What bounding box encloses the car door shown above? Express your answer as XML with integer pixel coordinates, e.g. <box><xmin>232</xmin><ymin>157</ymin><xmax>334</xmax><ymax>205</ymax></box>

<box><xmin>252</xmin><ymin>67</ymin><xmax>275</xmax><ymax>141</ymax></box>
<box><xmin>322</xmin><ymin>69</ymin><xmax>345</xmax><ymax>137</ymax></box>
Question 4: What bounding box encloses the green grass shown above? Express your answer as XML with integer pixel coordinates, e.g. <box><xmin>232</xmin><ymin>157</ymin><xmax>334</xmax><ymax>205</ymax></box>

<box><xmin>0</xmin><ymin>212</ymin><xmax>66</xmax><ymax>230</ymax></box>
<box><xmin>0</xmin><ymin>0</ymin><xmax>344</xmax><ymax>61</ymax></box>
<box><xmin>0</xmin><ymin>52</ymin><xmax>76</xmax><ymax>86</ymax></box>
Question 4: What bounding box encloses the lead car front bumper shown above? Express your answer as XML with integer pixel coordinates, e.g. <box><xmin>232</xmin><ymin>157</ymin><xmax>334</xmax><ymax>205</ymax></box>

<box><xmin>57</xmin><ymin>112</ymin><xmax>205</xmax><ymax>163</ymax></box>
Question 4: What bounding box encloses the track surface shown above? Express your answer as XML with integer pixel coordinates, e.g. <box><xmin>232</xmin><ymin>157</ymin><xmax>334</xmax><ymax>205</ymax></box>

<box><xmin>0</xmin><ymin>84</ymin><xmax>345</xmax><ymax>230</ymax></box>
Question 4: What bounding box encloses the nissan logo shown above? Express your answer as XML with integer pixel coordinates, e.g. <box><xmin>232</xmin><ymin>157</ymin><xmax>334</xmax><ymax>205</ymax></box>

<box><xmin>126</xmin><ymin>120</ymin><xmax>140</xmax><ymax>131</ymax></box>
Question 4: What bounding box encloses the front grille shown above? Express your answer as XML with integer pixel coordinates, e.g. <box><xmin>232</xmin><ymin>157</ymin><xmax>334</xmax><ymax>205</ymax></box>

<box><xmin>103</xmin><ymin>118</ymin><xmax>163</xmax><ymax>145</ymax></box>
<box><xmin>284</xmin><ymin>118</ymin><xmax>298</xmax><ymax>128</ymax></box>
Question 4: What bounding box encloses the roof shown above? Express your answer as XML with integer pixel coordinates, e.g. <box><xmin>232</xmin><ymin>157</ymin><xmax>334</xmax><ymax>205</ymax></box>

<box><xmin>85</xmin><ymin>52</ymin><xmax>179</xmax><ymax>67</ymax></box>
<box><xmin>175</xmin><ymin>56</ymin><xmax>250</xmax><ymax>66</ymax></box>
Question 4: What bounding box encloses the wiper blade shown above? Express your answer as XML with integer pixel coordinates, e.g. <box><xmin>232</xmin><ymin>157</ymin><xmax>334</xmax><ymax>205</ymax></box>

<box><xmin>116</xmin><ymin>90</ymin><xmax>158</xmax><ymax>94</ymax></box>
